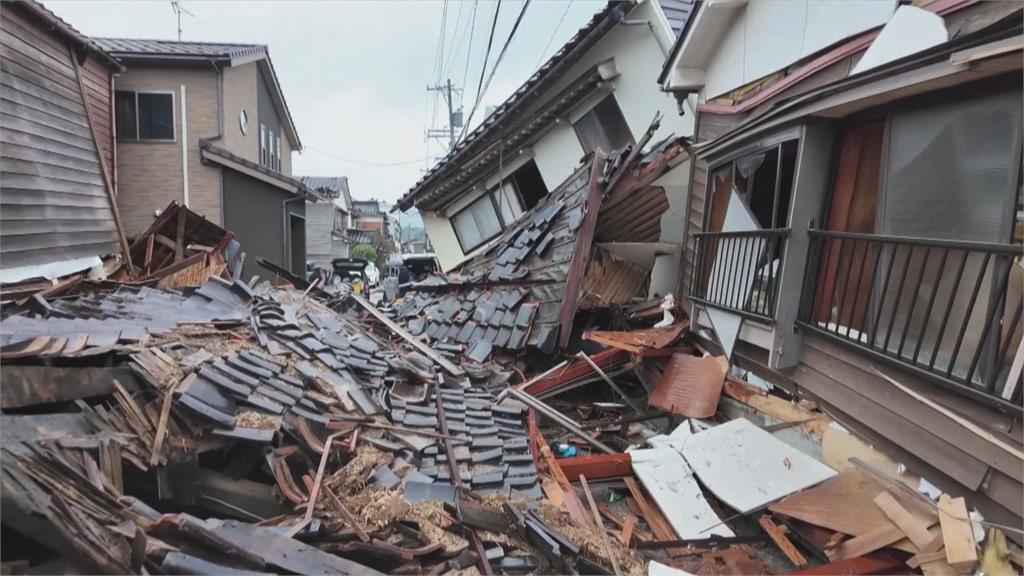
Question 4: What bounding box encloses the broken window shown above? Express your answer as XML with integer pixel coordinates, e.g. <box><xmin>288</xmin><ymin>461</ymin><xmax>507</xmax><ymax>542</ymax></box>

<box><xmin>509</xmin><ymin>160</ymin><xmax>549</xmax><ymax>210</ymax></box>
<box><xmin>706</xmin><ymin>140</ymin><xmax>798</xmax><ymax>232</ymax></box>
<box><xmin>115</xmin><ymin>91</ymin><xmax>174</xmax><ymax>141</ymax></box>
<box><xmin>574</xmin><ymin>95</ymin><xmax>634</xmax><ymax>155</ymax></box>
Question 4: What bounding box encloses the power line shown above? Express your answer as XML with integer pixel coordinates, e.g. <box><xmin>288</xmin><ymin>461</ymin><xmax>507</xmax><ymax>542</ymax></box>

<box><xmin>442</xmin><ymin>0</ymin><xmax>467</xmax><ymax>78</ymax></box>
<box><xmin>459</xmin><ymin>0</ymin><xmax>532</xmax><ymax>143</ymax></box>
<box><xmin>433</xmin><ymin>0</ymin><xmax>450</xmax><ymax>84</ymax></box>
<box><xmin>305</xmin><ymin>145</ymin><xmax>431</xmax><ymax>167</ymax></box>
<box><xmin>458</xmin><ymin>0</ymin><xmax>479</xmax><ymax>109</ymax></box>
<box><xmin>534</xmin><ymin>0</ymin><xmax>573</xmax><ymax>72</ymax></box>
<box><xmin>471</xmin><ymin>0</ymin><xmax>502</xmax><ymax>118</ymax></box>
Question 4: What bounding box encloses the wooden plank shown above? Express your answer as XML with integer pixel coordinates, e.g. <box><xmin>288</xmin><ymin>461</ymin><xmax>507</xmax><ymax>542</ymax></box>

<box><xmin>528</xmin><ymin>410</ymin><xmax>592</xmax><ymax>528</ymax></box>
<box><xmin>351</xmin><ymin>292</ymin><xmax>464</xmax><ymax>377</ymax></box>
<box><xmin>558</xmin><ymin>156</ymin><xmax>606</xmax><ymax>348</ymax></box>
<box><xmin>829</xmin><ymin>522</ymin><xmax>940</xmax><ymax>561</ymax></box>
<box><xmin>937</xmin><ymin>494</ymin><xmax>978</xmax><ymax>570</ymax></box>
<box><xmin>618</xmin><ymin>515</ymin><xmax>636</xmax><ymax>546</ymax></box>
<box><xmin>724</xmin><ymin>377</ymin><xmax>830</xmax><ymax>436</ymax></box>
<box><xmin>873</xmin><ymin>491</ymin><xmax>934</xmax><ymax>549</ymax></box>
<box><xmin>759</xmin><ymin>515</ymin><xmax>807</xmax><ymax>567</ymax></box>
<box><xmin>579</xmin><ymin>475</ymin><xmax>622</xmax><ymax>576</ymax></box>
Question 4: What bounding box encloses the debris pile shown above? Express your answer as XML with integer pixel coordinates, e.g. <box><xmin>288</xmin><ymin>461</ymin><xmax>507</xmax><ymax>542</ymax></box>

<box><xmin>2</xmin><ymin>165</ymin><xmax>1020</xmax><ymax>576</ymax></box>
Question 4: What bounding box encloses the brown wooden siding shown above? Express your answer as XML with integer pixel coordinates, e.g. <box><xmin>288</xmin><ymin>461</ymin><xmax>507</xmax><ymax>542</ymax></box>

<box><xmin>680</xmin><ymin>111</ymin><xmax>742</xmax><ymax>300</ymax></box>
<box><xmin>80</xmin><ymin>56</ymin><xmax>113</xmax><ymax>185</ymax></box>
<box><xmin>0</xmin><ymin>5</ymin><xmax>119</xmax><ymax>269</ymax></box>
<box><xmin>791</xmin><ymin>335</ymin><xmax>1022</xmax><ymax>533</ymax></box>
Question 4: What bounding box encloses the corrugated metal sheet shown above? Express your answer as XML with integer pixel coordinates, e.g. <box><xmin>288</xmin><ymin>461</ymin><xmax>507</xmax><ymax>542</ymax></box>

<box><xmin>95</xmin><ymin>38</ymin><xmax>266</xmax><ymax>60</ymax></box>
<box><xmin>647</xmin><ymin>353</ymin><xmax>725</xmax><ymax>418</ymax></box>
<box><xmin>0</xmin><ymin>4</ymin><xmax>120</xmax><ymax>270</ymax></box>
<box><xmin>305</xmin><ymin>201</ymin><xmax>343</xmax><ymax>265</ymax></box>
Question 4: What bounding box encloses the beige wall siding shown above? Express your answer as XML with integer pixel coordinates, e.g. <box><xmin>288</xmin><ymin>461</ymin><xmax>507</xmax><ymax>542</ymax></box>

<box><xmin>221</xmin><ymin>62</ymin><xmax>259</xmax><ymax>164</ymax></box>
<box><xmin>114</xmin><ymin>66</ymin><xmax>221</xmax><ymax>235</ymax></box>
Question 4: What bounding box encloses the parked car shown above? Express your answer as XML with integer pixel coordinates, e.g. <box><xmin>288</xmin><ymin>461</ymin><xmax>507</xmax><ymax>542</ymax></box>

<box><xmin>330</xmin><ymin>258</ymin><xmax>371</xmax><ymax>296</ymax></box>
<box><xmin>382</xmin><ymin>254</ymin><xmax>442</xmax><ymax>301</ymax></box>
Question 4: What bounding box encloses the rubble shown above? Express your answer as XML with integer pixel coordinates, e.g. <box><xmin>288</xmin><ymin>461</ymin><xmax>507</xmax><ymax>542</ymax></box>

<box><xmin>1</xmin><ymin>201</ymin><xmax>1018</xmax><ymax>576</ymax></box>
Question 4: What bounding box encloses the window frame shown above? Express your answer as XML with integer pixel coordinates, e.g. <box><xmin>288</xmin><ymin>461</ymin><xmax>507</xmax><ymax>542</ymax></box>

<box><xmin>573</xmin><ymin>94</ymin><xmax>634</xmax><ymax>155</ymax></box>
<box><xmin>451</xmin><ymin>191</ymin><xmax>506</xmax><ymax>254</ymax></box>
<box><xmin>276</xmin><ymin>135</ymin><xmax>282</xmax><ymax>171</ymax></box>
<box><xmin>702</xmin><ymin>130</ymin><xmax>801</xmax><ymax>234</ymax></box>
<box><xmin>260</xmin><ymin>124</ymin><xmax>267</xmax><ymax>165</ymax></box>
<box><xmin>114</xmin><ymin>90</ymin><xmax>176</xmax><ymax>142</ymax></box>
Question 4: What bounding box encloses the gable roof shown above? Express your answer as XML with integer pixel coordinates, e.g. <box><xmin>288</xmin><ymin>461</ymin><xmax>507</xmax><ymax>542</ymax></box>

<box><xmin>19</xmin><ymin>0</ymin><xmax>123</xmax><ymax>71</ymax></box>
<box><xmin>395</xmin><ymin>1</ymin><xmax>631</xmax><ymax>212</ymax></box>
<box><xmin>96</xmin><ymin>38</ymin><xmax>301</xmax><ymax>149</ymax></box>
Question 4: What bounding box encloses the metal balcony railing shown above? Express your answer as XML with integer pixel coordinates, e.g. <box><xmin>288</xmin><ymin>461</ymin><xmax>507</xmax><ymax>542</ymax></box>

<box><xmin>799</xmin><ymin>229</ymin><xmax>1023</xmax><ymax>414</ymax></box>
<box><xmin>691</xmin><ymin>228</ymin><xmax>789</xmax><ymax>323</ymax></box>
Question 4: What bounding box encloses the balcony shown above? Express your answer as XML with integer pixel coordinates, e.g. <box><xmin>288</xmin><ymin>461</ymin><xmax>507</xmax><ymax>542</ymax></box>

<box><xmin>799</xmin><ymin>230</ymin><xmax>1023</xmax><ymax>414</ymax></box>
<box><xmin>690</xmin><ymin>229</ymin><xmax>789</xmax><ymax>323</ymax></box>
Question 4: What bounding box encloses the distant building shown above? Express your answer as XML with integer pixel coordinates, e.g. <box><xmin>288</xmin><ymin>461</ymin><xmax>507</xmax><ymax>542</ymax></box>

<box><xmin>300</xmin><ymin>176</ymin><xmax>354</xmax><ymax>265</ymax></box>
<box><xmin>96</xmin><ymin>38</ymin><xmax>311</xmax><ymax>280</ymax></box>
<box><xmin>351</xmin><ymin>199</ymin><xmax>399</xmax><ymax>250</ymax></box>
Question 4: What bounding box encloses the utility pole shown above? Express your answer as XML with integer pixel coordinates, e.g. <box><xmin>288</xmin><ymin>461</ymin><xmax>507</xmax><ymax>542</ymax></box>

<box><xmin>426</xmin><ymin>79</ymin><xmax>462</xmax><ymax>152</ymax></box>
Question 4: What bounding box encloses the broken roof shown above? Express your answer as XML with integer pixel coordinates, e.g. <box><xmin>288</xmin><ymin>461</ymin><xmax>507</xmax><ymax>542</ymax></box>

<box><xmin>16</xmin><ymin>0</ymin><xmax>123</xmax><ymax>71</ymax></box>
<box><xmin>97</xmin><ymin>38</ymin><xmax>302</xmax><ymax>150</ymax></box>
<box><xmin>395</xmin><ymin>1</ymin><xmax>630</xmax><ymax>212</ymax></box>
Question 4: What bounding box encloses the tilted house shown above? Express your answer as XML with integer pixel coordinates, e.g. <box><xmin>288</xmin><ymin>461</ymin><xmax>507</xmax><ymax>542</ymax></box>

<box><xmin>660</xmin><ymin>0</ymin><xmax>1023</xmax><ymax>531</ymax></box>
<box><xmin>0</xmin><ymin>0</ymin><xmax>130</xmax><ymax>283</ymax></box>
<box><xmin>396</xmin><ymin>0</ymin><xmax>698</xmax><ymax>301</ymax></box>
<box><xmin>94</xmin><ymin>38</ymin><xmax>311</xmax><ymax>281</ymax></box>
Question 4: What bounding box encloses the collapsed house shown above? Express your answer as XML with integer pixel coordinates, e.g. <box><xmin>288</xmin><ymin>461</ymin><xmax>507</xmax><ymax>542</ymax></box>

<box><xmin>391</xmin><ymin>127</ymin><xmax>690</xmax><ymax>361</ymax></box>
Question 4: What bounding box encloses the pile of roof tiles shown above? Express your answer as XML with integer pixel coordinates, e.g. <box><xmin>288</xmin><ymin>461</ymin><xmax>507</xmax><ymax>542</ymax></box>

<box><xmin>0</xmin><ymin>277</ymin><xmax>627</xmax><ymax>575</ymax></box>
<box><xmin>388</xmin><ymin>162</ymin><xmax>595</xmax><ymax>360</ymax></box>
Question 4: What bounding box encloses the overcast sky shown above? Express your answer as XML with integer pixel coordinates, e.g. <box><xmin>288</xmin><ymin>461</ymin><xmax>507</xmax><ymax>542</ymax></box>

<box><xmin>47</xmin><ymin>0</ymin><xmax>606</xmax><ymax>214</ymax></box>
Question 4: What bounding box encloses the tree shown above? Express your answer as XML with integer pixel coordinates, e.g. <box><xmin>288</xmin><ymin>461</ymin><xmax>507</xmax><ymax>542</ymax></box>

<box><xmin>351</xmin><ymin>243</ymin><xmax>377</xmax><ymax>262</ymax></box>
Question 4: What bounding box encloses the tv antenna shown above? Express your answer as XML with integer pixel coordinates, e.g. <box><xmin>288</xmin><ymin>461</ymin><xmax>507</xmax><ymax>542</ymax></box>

<box><xmin>170</xmin><ymin>1</ymin><xmax>195</xmax><ymax>41</ymax></box>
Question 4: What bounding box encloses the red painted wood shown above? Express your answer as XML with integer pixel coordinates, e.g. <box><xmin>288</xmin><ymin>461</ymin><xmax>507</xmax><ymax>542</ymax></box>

<box><xmin>557</xmin><ymin>453</ymin><xmax>633</xmax><ymax>481</ymax></box>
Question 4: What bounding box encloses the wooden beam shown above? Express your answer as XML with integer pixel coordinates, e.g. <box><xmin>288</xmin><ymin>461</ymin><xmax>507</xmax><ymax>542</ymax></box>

<box><xmin>528</xmin><ymin>409</ymin><xmax>592</xmax><ymax>528</ymax></box>
<box><xmin>1</xmin><ymin>366</ymin><xmax>132</xmax><ymax>408</ymax></box>
<box><xmin>70</xmin><ymin>45</ymin><xmax>133</xmax><ymax>278</ymax></box>
<box><xmin>351</xmin><ymin>292</ymin><xmax>465</xmax><ymax>377</ymax></box>
<box><xmin>559</xmin><ymin>156</ymin><xmax>607</xmax><ymax>348</ymax></box>
<box><xmin>557</xmin><ymin>453</ymin><xmax>632</xmax><ymax>482</ymax></box>
<box><xmin>873</xmin><ymin>491</ymin><xmax>934</xmax><ymax>549</ymax></box>
<box><xmin>580</xmin><ymin>475</ymin><xmax>622</xmax><ymax>576</ymax></box>
<box><xmin>759</xmin><ymin>515</ymin><xmax>807</xmax><ymax>567</ymax></box>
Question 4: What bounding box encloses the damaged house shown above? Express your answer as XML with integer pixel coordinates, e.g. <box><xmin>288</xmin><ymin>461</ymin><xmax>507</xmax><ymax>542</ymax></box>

<box><xmin>95</xmin><ymin>37</ymin><xmax>312</xmax><ymax>281</ymax></box>
<box><xmin>660</xmin><ymin>0</ymin><xmax>1023</xmax><ymax>532</ymax></box>
<box><xmin>395</xmin><ymin>0</ymin><xmax>698</xmax><ymax>297</ymax></box>
<box><xmin>0</xmin><ymin>1</ymin><xmax>131</xmax><ymax>284</ymax></box>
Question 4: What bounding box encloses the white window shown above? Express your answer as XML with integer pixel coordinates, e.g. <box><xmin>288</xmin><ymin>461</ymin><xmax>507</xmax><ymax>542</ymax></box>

<box><xmin>260</xmin><ymin>124</ymin><xmax>267</xmax><ymax>165</ymax></box>
<box><xmin>268</xmin><ymin>129</ymin><xmax>275</xmax><ymax>168</ymax></box>
<box><xmin>452</xmin><ymin>194</ymin><xmax>502</xmax><ymax>253</ymax></box>
<box><xmin>276</xmin><ymin>136</ymin><xmax>282</xmax><ymax>171</ymax></box>
<box><xmin>574</xmin><ymin>95</ymin><xmax>633</xmax><ymax>155</ymax></box>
